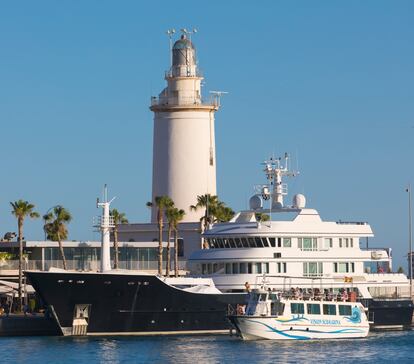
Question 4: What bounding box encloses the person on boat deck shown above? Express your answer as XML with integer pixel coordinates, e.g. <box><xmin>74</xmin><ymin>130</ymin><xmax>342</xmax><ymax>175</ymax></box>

<box><xmin>244</xmin><ymin>282</ymin><xmax>251</xmax><ymax>292</ymax></box>
<box><xmin>342</xmin><ymin>289</ymin><xmax>349</xmax><ymax>301</ymax></box>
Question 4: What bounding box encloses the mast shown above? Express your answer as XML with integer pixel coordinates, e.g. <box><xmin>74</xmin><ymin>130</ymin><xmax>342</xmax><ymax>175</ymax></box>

<box><xmin>261</xmin><ymin>153</ymin><xmax>298</xmax><ymax>209</ymax></box>
<box><xmin>95</xmin><ymin>185</ymin><xmax>115</xmax><ymax>272</ymax></box>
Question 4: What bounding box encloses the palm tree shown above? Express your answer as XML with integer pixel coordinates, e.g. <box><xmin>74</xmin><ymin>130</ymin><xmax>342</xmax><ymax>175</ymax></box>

<box><xmin>191</xmin><ymin>194</ymin><xmax>234</xmax><ymax>248</ymax></box>
<box><xmin>110</xmin><ymin>208</ymin><xmax>128</xmax><ymax>269</ymax></box>
<box><xmin>165</xmin><ymin>207</ymin><xmax>175</xmax><ymax>277</ymax></box>
<box><xmin>190</xmin><ymin>194</ymin><xmax>219</xmax><ymax>232</ymax></box>
<box><xmin>172</xmin><ymin>208</ymin><xmax>185</xmax><ymax>277</ymax></box>
<box><xmin>147</xmin><ymin>196</ymin><xmax>174</xmax><ymax>275</ymax></box>
<box><xmin>255</xmin><ymin>212</ymin><xmax>270</xmax><ymax>222</ymax></box>
<box><xmin>43</xmin><ymin>205</ymin><xmax>72</xmax><ymax>270</ymax></box>
<box><xmin>10</xmin><ymin>200</ymin><xmax>39</xmax><ymax>312</ymax></box>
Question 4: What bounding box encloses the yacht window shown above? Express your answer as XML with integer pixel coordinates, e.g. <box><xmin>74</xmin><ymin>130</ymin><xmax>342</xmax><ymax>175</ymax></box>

<box><xmin>202</xmin><ymin>264</ymin><xmax>207</xmax><ymax>274</ymax></box>
<box><xmin>210</xmin><ymin>238</ymin><xmax>217</xmax><ymax>249</ymax></box>
<box><xmin>255</xmin><ymin>237</ymin><xmax>264</xmax><ymax>248</ymax></box>
<box><xmin>283</xmin><ymin>238</ymin><xmax>291</xmax><ymax>247</ymax></box>
<box><xmin>324</xmin><ymin>238</ymin><xmax>333</xmax><ymax>249</ymax></box>
<box><xmin>235</xmin><ymin>238</ymin><xmax>243</xmax><ymax>248</ymax></box>
<box><xmin>307</xmin><ymin>303</ymin><xmax>321</xmax><ymax>315</ymax></box>
<box><xmin>248</xmin><ymin>263</ymin><xmax>252</xmax><ymax>274</ymax></box>
<box><xmin>303</xmin><ymin>262</ymin><xmax>323</xmax><ymax>277</ymax></box>
<box><xmin>248</xmin><ymin>237</ymin><xmax>256</xmax><ymax>248</ymax></box>
<box><xmin>339</xmin><ymin>238</ymin><xmax>342</xmax><ymax>248</ymax></box>
<box><xmin>273</xmin><ymin>253</ymin><xmax>281</xmax><ymax>258</ymax></box>
<box><xmin>207</xmin><ymin>264</ymin><xmax>212</xmax><ymax>274</ymax></box>
<box><xmin>223</xmin><ymin>238</ymin><xmax>230</xmax><ymax>248</ymax></box>
<box><xmin>229</xmin><ymin>238</ymin><xmax>236</xmax><ymax>248</ymax></box>
<box><xmin>261</xmin><ymin>237</ymin><xmax>269</xmax><ymax>247</ymax></box>
<box><xmin>345</xmin><ymin>238</ymin><xmax>349</xmax><ymax>248</ymax></box>
<box><xmin>269</xmin><ymin>237</ymin><xmax>276</xmax><ymax>247</ymax></box>
<box><xmin>256</xmin><ymin>263</ymin><xmax>262</xmax><ymax>274</ymax></box>
<box><xmin>277</xmin><ymin>237</ymin><xmax>282</xmax><ymax>247</ymax></box>
<box><xmin>323</xmin><ymin>304</ymin><xmax>336</xmax><ymax>315</ymax></box>
<box><xmin>277</xmin><ymin>262</ymin><xmax>287</xmax><ymax>273</ymax></box>
<box><xmin>299</xmin><ymin>237</ymin><xmax>317</xmax><ymax>251</ymax></box>
<box><xmin>240</xmin><ymin>263</ymin><xmax>247</xmax><ymax>274</ymax></box>
<box><xmin>264</xmin><ymin>262</ymin><xmax>269</xmax><ymax>273</ymax></box>
<box><xmin>217</xmin><ymin>238</ymin><xmax>224</xmax><ymax>248</ymax></box>
<box><xmin>232</xmin><ymin>263</ymin><xmax>239</xmax><ymax>274</ymax></box>
<box><xmin>225</xmin><ymin>263</ymin><xmax>232</xmax><ymax>274</ymax></box>
<box><xmin>291</xmin><ymin>303</ymin><xmax>305</xmax><ymax>314</ymax></box>
<box><xmin>351</xmin><ymin>263</ymin><xmax>355</xmax><ymax>272</ymax></box>
<box><xmin>350</xmin><ymin>239</ymin><xmax>354</xmax><ymax>248</ymax></box>
<box><xmin>241</xmin><ymin>238</ymin><xmax>249</xmax><ymax>248</ymax></box>
<box><xmin>338</xmin><ymin>305</ymin><xmax>352</xmax><ymax>316</ymax></box>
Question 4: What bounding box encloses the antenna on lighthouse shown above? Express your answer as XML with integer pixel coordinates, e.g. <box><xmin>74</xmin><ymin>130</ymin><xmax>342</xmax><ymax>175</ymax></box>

<box><xmin>166</xmin><ymin>28</ymin><xmax>176</xmax><ymax>68</ymax></box>
<box><xmin>209</xmin><ymin>91</ymin><xmax>228</xmax><ymax>107</ymax></box>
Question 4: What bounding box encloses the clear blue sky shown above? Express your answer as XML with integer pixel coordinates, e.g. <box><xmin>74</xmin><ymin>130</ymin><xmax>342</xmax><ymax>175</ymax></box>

<box><xmin>0</xmin><ymin>1</ymin><xmax>413</xmax><ymax>269</ymax></box>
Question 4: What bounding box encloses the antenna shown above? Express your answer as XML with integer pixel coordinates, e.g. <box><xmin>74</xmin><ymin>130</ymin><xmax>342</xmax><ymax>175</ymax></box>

<box><xmin>166</xmin><ymin>28</ymin><xmax>176</xmax><ymax>68</ymax></box>
<box><xmin>209</xmin><ymin>91</ymin><xmax>228</xmax><ymax>107</ymax></box>
<box><xmin>180</xmin><ymin>27</ymin><xmax>198</xmax><ymax>42</ymax></box>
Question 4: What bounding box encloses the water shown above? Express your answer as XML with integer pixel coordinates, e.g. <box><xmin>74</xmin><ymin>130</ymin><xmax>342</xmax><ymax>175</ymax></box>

<box><xmin>1</xmin><ymin>331</ymin><xmax>414</xmax><ymax>363</ymax></box>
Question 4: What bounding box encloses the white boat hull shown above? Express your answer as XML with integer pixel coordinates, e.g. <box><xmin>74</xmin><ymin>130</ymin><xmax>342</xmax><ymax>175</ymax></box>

<box><xmin>230</xmin><ymin>316</ymin><xmax>369</xmax><ymax>340</ymax></box>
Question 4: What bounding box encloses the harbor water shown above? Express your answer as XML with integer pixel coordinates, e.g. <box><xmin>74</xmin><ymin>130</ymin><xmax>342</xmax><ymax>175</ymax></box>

<box><xmin>1</xmin><ymin>331</ymin><xmax>414</xmax><ymax>363</ymax></box>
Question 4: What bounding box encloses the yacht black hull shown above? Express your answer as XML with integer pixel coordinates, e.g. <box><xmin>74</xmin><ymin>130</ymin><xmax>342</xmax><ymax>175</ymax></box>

<box><xmin>360</xmin><ymin>298</ymin><xmax>414</xmax><ymax>330</ymax></box>
<box><xmin>26</xmin><ymin>271</ymin><xmax>246</xmax><ymax>336</ymax></box>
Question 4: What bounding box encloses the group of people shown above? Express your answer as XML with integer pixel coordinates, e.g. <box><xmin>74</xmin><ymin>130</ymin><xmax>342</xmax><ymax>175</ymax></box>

<box><xmin>287</xmin><ymin>287</ymin><xmax>353</xmax><ymax>301</ymax></box>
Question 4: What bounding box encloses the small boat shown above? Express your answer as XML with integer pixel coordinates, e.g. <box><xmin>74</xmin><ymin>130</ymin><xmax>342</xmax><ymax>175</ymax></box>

<box><xmin>228</xmin><ymin>287</ymin><xmax>370</xmax><ymax>340</ymax></box>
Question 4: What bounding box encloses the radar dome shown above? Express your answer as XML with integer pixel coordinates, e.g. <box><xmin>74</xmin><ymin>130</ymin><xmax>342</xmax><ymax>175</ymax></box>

<box><xmin>293</xmin><ymin>194</ymin><xmax>306</xmax><ymax>209</ymax></box>
<box><xmin>249</xmin><ymin>195</ymin><xmax>263</xmax><ymax>210</ymax></box>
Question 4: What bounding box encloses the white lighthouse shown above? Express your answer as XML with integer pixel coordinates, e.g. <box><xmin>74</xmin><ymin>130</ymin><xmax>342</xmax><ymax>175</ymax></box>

<box><xmin>149</xmin><ymin>30</ymin><xmax>220</xmax><ymax>222</ymax></box>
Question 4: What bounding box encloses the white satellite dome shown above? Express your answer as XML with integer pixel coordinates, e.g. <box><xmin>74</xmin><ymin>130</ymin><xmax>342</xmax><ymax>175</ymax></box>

<box><xmin>293</xmin><ymin>194</ymin><xmax>306</xmax><ymax>209</ymax></box>
<box><xmin>249</xmin><ymin>195</ymin><xmax>263</xmax><ymax>210</ymax></box>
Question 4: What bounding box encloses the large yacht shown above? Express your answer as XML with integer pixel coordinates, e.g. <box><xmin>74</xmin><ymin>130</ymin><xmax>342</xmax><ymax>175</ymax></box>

<box><xmin>26</xmin><ymin>189</ymin><xmax>245</xmax><ymax>336</ymax></box>
<box><xmin>188</xmin><ymin>155</ymin><xmax>413</xmax><ymax>330</ymax></box>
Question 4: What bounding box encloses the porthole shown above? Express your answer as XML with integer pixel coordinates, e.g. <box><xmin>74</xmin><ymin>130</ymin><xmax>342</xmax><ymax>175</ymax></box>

<box><xmin>76</xmin><ymin>280</ymin><xmax>85</xmax><ymax>284</ymax></box>
<box><xmin>104</xmin><ymin>281</ymin><xmax>111</xmax><ymax>285</ymax></box>
<box><xmin>57</xmin><ymin>280</ymin><xmax>64</xmax><ymax>283</ymax></box>
<box><xmin>128</xmin><ymin>282</ymin><xmax>135</xmax><ymax>285</ymax></box>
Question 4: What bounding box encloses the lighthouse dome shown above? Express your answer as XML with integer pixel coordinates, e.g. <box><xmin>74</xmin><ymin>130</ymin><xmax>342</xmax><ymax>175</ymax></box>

<box><xmin>173</xmin><ymin>35</ymin><xmax>196</xmax><ymax>66</ymax></box>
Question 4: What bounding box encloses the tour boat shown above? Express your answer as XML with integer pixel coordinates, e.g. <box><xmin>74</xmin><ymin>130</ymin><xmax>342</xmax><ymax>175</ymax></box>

<box><xmin>229</xmin><ymin>285</ymin><xmax>370</xmax><ymax>340</ymax></box>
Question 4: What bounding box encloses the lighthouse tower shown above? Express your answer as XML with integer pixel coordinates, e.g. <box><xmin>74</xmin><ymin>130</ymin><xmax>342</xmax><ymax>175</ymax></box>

<box><xmin>149</xmin><ymin>31</ymin><xmax>219</xmax><ymax>222</ymax></box>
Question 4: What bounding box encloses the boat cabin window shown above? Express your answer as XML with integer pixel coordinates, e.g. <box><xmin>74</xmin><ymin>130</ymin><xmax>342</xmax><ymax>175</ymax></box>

<box><xmin>241</xmin><ymin>238</ymin><xmax>249</xmax><ymax>248</ymax></box>
<box><xmin>271</xmin><ymin>301</ymin><xmax>285</xmax><ymax>316</ymax></box>
<box><xmin>269</xmin><ymin>237</ymin><xmax>276</xmax><ymax>247</ymax></box>
<box><xmin>217</xmin><ymin>238</ymin><xmax>224</xmax><ymax>248</ymax></box>
<box><xmin>290</xmin><ymin>303</ymin><xmax>305</xmax><ymax>314</ymax></box>
<box><xmin>324</xmin><ymin>238</ymin><xmax>333</xmax><ymax>249</ymax></box>
<box><xmin>228</xmin><ymin>238</ymin><xmax>236</xmax><ymax>248</ymax></box>
<box><xmin>261</xmin><ymin>237</ymin><xmax>269</xmax><ymax>247</ymax></box>
<box><xmin>255</xmin><ymin>237</ymin><xmax>264</xmax><ymax>247</ymax></box>
<box><xmin>303</xmin><ymin>262</ymin><xmax>323</xmax><ymax>277</ymax></box>
<box><xmin>232</xmin><ymin>263</ymin><xmax>239</xmax><ymax>274</ymax></box>
<box><xmin>248</xmin><ymin>237</ymin><xmax>256</xmax><ymax>247</ymax></box>
<box><xmin>307</xmin><ymin>303</ymin><xmax>321</xmax><ymax>315</ymax></box>
<box><xmin>323</xmin><ymin>304</ymin><xmax>336</xmax><ymax>315</ymax></box>
<box><xmin>240</xmin><ymin>263</ymin><xmax>247</xmax><ymax>273</ymax></box>
<box><xmin>338</xmin><ymin>305</ymin><xmax>352</xmax><ymax>316</ymax></box>
<box><xmin>333</xmin><ymin>262</ymin><xmax>355</xmax><ymax>273</ymax></box>
<box><xmin>298</xmin><ymin>237</ymin><xmax>318</xmax><ymax>251</ymax></box>
<box><xmin>235</xmin><ymin>238</ymin><xmax>243</xmax><ymax>248</ymax></box>
<box><xmin>283</xmin><ymin>238</ymin><xmax>291</xmax><ymax>247</ymax></box>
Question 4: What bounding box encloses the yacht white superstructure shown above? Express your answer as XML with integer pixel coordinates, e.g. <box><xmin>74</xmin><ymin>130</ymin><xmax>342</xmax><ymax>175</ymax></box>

<box><xmin>188</xmin><ymin>155</ymin><xmax>413</xmax><ymax>329</ymax></box>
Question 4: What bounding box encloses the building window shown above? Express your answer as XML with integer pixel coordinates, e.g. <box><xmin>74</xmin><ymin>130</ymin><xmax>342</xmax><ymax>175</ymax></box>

<box><xmin>303</xmin><ymin>262</ymin><xmax>323</xmax><ymax>277</ymax></box>
<box><xmin>298</xmin><ymin>238</ymin><xmax>318</xmax><ymax>251</ymax></box>
<box><xmin>283</xmin><ymin>238</ymin><xmax>291</xmax><ymax>248</ymax></box>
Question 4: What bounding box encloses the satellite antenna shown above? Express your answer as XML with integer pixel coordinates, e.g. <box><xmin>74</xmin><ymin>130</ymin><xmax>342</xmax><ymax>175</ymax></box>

<box><xmin>209</xmin><ymin>91</ymin><xmax>228</xmax><ymax>107</ymax></box>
